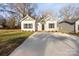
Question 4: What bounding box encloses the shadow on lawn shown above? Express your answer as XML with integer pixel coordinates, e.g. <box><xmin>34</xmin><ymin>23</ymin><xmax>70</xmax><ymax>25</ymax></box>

<box><xmin>0</xmin><ymin>36</ymin><xmax>28</xmax><ymax>56</ymax></box>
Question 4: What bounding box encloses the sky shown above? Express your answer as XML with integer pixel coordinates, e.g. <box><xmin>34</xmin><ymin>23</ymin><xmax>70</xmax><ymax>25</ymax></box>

<box><xmin>36</xmin><ymin>3</ymin><xmax>79</xmax><ymax>16</ymax></box>
<box><xmin>0</xmin><ymin>3</ymin><xmax>79</xmax><ymax>18</ymax></box>
<box><xmin>36</xmin><ymin>3</ymin><xmax>68</xmax><ymax>14</ymax></box>
<box><xmin>37</xmin><ymin>3</ymin><xmax>68</xmax><ymax>11</ymax></box>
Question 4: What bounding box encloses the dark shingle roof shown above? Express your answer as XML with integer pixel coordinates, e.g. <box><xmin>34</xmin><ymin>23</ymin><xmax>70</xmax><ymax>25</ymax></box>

<box><xmin>59</xmin><ymin>18</ymin><xmax>79</xmax><ymax>25</ymax></box>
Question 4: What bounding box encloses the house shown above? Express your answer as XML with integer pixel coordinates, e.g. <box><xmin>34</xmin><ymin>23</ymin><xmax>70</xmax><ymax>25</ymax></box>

<box><xmin>59</xmin><ymin>19</ymin><xmax>79</xmax><ymax>33</ymax></box>
<box><xmin>21</xmin><ymin>15</ymin><xmax>58</xmax><ymax>32</ymax></box>
<box><xmin>37</xmin><ymin>15</ymin><xmax>58</xmax><ymax>31</ymax></box>
<box><xmin>20</xmin><ymin>15</ymin><xmax>36</xmax><ymax>31</ymax></box>
<box><xmin>20</xmin><ymin>15</ymin><xmax>79</xmax><ymax>33</ymax></box>
<box><xmin>75</xmin><ymin>19</ymin><xmax>79</xmax><ymax>33</ymax></box>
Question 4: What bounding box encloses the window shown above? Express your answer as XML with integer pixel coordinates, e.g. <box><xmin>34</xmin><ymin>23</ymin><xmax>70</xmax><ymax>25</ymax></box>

<box><xmin>24</xmin><ymin>24</ymin><xmax>33</xmax><ymax>29</ymax></box>
<box><xmin>49</xmin><ymin>23</ymin><xmax>54</xmax><ymax>28</ymax></box>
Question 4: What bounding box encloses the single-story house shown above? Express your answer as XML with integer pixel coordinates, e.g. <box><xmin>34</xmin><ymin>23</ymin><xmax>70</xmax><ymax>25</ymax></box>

<box><xmin>20</xmin><ymin>15</ymin><xmax>36</xmax><ymax>31</ymax></box>
<box><xmin>59</xmin><ymin>19</ymin><xmax>79</xmax><ymax>33</ymax></box>
<box><xmin>37</xmin><ymin>15</ymin><xmax>58</xmax><ymax>31</ymax></box>
<box><xmin>20</xmin><ymin>15</ymin><xmax>58</xmax><ymax>32</ymax></box>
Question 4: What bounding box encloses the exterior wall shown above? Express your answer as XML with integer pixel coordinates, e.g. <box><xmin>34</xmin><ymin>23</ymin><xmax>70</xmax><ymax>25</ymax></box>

<box><xmin>0</xmin><ymin>25</ymin><xmax>3</xmax><ymax>28</ymax></box>
<box><xmin>21</xmin><ymin>20</ymin><xmax>35</xmax><ymax>31</ymax></box>
<box><xmin>44</xmin><ymin>21</ymin><xmax>58</xmax><ymax>31</ymax></box>
<box><xmin>75</xmin><ymin>20</ymin><xmax>79</xmax><ymax>33</ymax></box>
<box><xmin>59</xmin><ymin>23</ymin><xmax>74</xmax><ymax>33</ymax></box>
<box><xmin>37</xmin><ymin>23</ymin><xmax>42</xmax><ymax>31</ymax></box>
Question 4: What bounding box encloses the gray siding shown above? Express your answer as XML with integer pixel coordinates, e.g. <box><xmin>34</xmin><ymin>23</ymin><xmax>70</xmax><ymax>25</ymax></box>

<box><xmin>59</xmin><ymin>23</ymin><xmax>74</xmax><ymax>33</ymax></box>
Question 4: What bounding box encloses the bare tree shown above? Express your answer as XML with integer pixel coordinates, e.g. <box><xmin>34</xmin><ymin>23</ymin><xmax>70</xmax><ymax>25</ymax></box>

<box><xmin>40</xmin><ymin>10</ymin><xmax>56</xmax><ymax>20</ymax></box>
<box><xmin>5</xmin><ymin>17</ymin><xmax>16</xmax><ymax>29</ymax></box>
<box><xmin>59</xmin><ymin>4</ymin><xmax>79</xmax><ymax>21</ymax></box>
<box><xmin>0</xmin><ymin>3</ymin><xmax>37</xmax><ymax>28</ymax></box>
<box><xmin>8</xmin><ymin>3</ymin><xmax>37</xmax><ymax>28</ymax></box>
<box><xmin>9</xmin><ymin>3</ymin><xmax>37</xmax><ymax>18</ymax></box>
<box><xmin>0</xmin><ymin>15</ymin><xmax>6</xmax><ymax>28</ymax></box>
<box><xmin>74</xmin><ymin>7</ymin><xmax>79</xmax><ymax>19</ymax></box>
<box><xmin>60</xmin><ymin>5</ymin><xmax>74</xmax><ymax>20</ymax></box>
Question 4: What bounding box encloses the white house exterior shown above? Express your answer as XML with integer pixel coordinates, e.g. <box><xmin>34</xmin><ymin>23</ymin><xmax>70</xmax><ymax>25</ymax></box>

<box><xmin>37</xmin><ymin>15</ymin><xmax>58</xmax><ymax>31</ymax></box>
<box><xmin>45</xmin><ymin>20</ymin><xmax>58</xmax><ymax>31</ymax></box>
<box><xmin>75</xmin><ymin>19</ymin><xmax>79</xmax><ymax>33</ymax></box>
<box><xmin>37</xmin><ymin>22</ymin><xmax>42</xmax><ymax>31</ymax></box>
<box><xmin>37</xmin><ymin>20</ymin><xmax>58</xmax><ymax>31</ymax></box>
<box><xmin>21</xmin><ymin>15</ymin><xmax>58</xmax><ymax>32</ymax></box>
<box><xmin>21</xmin><ymin>15</ymin><xmax>35</xmax><ymax>31</ymax></box>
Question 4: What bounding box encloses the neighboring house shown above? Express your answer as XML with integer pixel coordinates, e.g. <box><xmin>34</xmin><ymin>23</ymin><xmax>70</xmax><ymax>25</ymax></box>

<box><xmin>59</xmin><ymin>19</ymin><xmax>79</xmax><ymax>33</ymax></box>
<box><xmin>20</xmin><ymin>15</ymin><xmax>58</xmax><ymax>32</ymax></box>
<box><xmin>75</xmin><ymin>19</ymin><xmax>79</xmax><ymax>33</ymax></box>
<box><xmin>20</xmin><ymin>15</ymin><xmax>36</xmax><ymax>31</ymax></box>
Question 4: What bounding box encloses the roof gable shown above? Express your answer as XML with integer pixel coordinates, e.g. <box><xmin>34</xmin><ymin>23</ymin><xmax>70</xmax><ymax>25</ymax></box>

<box><xmin>40</xmin><ymin>15</ymin><xmax>58</xmax><ymax>23</ymax></box>
<box><xmin>20</xmin><ymin>15</ymin><xmax>35</xmax><ymax>22</ymax></box>
<box><xmin>59</xmin><ymin>18</ymin><xmax>79</xmax><ymax>25</ymax></box>
<box><xmin>59</xmin><ymin>20</ymin><xmax>75</xmax><ymax>25</ymax></box>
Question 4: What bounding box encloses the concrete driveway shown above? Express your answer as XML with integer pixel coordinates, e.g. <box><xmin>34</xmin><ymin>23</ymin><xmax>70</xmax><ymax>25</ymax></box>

<box><xmin>10</xmin><ymin>32</ymin><xmax>79</xmax><ymax>56</ymax></box>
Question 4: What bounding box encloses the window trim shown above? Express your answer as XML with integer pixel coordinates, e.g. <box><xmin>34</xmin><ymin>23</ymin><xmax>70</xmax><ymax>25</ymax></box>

<box><xmin>49</xmin><ymin>23</ymin><xmax>55</xmax><ymax>28</ymax></box>
<box><xmin>24</xmin><ymin>23</ymin><xmax>33</xmax><ymax>29</ymax></box>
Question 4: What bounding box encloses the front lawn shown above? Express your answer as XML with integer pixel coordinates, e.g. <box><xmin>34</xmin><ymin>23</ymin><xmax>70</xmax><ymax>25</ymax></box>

<box><xmin>0</xmin><ymin>29</ymin><xmax>33</xmax><ymax>56</ymax></box>
<box><xmin>69</xmin><ymin>32</ymin><xmax>79</xmax><ymax>37</ymax></box>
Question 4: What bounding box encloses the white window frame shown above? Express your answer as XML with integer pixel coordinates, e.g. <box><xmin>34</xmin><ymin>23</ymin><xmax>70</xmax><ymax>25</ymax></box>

<box><xmin>24</xmin><ymin>23</ymin><xmax>33</xmax><ymax>29</ymax></box>
<box><xmin>49</xmin><ymin>23</ymin><xmax>55</xmax><ymax>28</ymax></box>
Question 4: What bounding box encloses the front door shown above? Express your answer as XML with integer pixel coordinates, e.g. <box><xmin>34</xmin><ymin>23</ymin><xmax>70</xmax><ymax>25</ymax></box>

<box><xmin>42</xmin><ymin>24</ymin><xmax>44</xmax><ymax>30</ymax></box>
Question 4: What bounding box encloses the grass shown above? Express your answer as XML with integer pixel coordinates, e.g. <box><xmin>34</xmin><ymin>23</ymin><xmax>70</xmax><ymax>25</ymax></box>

<box><xmin>0</xmin><ymin>29</ymin><xmax>34</xmax><ymax>56</ymax></box>
<box><xmin>69</xmin><ymin>32</ymin><xmax>79</xmax><ymax>37</ymax></box>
